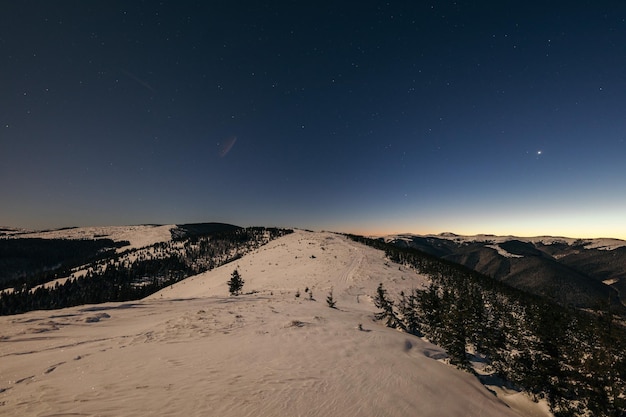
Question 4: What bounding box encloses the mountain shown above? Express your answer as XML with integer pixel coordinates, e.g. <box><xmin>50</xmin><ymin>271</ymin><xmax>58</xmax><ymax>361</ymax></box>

<box><xmin>0</xmin><ymin>230</ymin><xmax>546</xmax><ymax>417</ymax></box>
<box><xmin>384</xmin><ymin>233</ymin><xmax>626</xmax><ymax>313</ymax></box>
<box><xmin>0</xmin><ymin>223</ymin><xmax>240</xmax><ymax>285</ymax></box>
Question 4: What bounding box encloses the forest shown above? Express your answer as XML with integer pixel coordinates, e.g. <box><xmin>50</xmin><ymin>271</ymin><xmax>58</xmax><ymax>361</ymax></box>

<box><xmin>0</xmin><ymin>227</ymin><xmax>292</xmax><ymax>316</ymax></box>
<box><xmin>0</xmin><ymin>237</ymin><xmax>129</xmax><ymax>286</ymax></box>
<box><xmin>349</xmin><ymin>235</ymin><xmax>626</xmax><ymax>417</ymax></box>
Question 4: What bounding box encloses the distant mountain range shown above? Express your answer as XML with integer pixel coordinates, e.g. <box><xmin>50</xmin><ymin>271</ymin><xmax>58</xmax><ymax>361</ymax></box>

<box><xmin>0</xmin><ymin>223</ymin><xmax>241</xmax><ymax>285</ymax></box>
<box><xmin>3</xmin><ymin>225</ymin><xmax>625</xmax><ymax>314</ymax></box>
<box><xmin>2</xmin><ymin>225</ymin><xmax>625</xmax><ymax>415</ymax></box>
<box><xmin>382</xmin><ymin>233</ymin><xmax>626</xmax><ymax>313</ymax></box>
<box><xmin>0</xmin><ymin>222</ymin><xmax>240</xmax><ymax>243</ymax></box>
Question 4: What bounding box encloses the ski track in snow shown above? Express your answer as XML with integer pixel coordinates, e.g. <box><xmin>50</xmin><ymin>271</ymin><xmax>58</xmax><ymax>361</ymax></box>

<box><xmin>335</xmin><ymin>239</ymin><xmax>364</xmax><ymax>285</ymax></box>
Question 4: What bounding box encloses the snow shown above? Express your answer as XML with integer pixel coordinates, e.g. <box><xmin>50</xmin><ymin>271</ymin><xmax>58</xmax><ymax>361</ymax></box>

<box><xmin>6</xmin><ymin>224</ymin><xmax>175</xmax><ymax>251</ymax></box>
<box><xmin>581</xmin><ymin>238</ymin><xmax>626</xmax><ymax>251</ymax></box>
<box><xmin>0</xmin><ymin>230</ymin><xmax>549</xmax><ymax>417</ymax></box>
<box><xmin>387</xmin><ymin>232</ymin><xmax>626</xmax><ymax>251</ymax></box>
<box><xmin>485</xmin><ymin>244</ymin><xmax>524</xmax><ymax>258</ymax></box>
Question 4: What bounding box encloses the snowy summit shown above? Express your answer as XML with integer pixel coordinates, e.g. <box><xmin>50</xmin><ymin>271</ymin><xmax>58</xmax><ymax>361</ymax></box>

<box><xmin>0</xmin><ymin>230</ymin><xmax>548</xmax><ymax>416</ymax></box>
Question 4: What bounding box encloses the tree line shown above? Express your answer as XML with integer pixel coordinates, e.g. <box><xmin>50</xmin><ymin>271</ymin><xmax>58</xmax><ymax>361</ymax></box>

<box><xmin>349</xmin><ymin>234</ymin><xmax>626</xmax><ymax>417</ymax></box>
<box><xmin>1</xmin><ymin>228</ymin><xmax>292</xmax><ymax>315</ymax></box>
<box><xmin>0</xmin><ymin>238</ymin><xmax>129</xmax><ymax>287</ymax></box>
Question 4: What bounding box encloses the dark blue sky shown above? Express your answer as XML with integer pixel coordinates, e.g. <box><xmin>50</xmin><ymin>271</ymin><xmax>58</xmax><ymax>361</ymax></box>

<box><xmin>2</xmin><ymin>1</ymin><xmax>626</xmax><ymax>238</ymax></box>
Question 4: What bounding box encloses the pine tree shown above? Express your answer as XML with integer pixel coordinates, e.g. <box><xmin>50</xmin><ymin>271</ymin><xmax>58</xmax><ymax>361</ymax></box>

<box><xmin>326</xmin><ymin>288</ymin><xmax>336</xmax><ymax>308</ymax></box>
<box><xmin>398</xmin><ymin>290</ymin><xmax>421</xmax><ymax>336</ymax></box>
<box><xmin>374</xmin><ymin>283</ymin><xmax>400</xmax><ymax>328</ymax></box>
<box><xmin>228</xmin><ymin>269</ymin><xmax>244</xmax><ymax>296</ymax></box>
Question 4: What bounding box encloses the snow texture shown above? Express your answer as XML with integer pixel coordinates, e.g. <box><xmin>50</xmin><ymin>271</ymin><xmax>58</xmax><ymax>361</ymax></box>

<box><xmin>0</xmin><ymin>230</ymin><xmax>550</xmax><ymax>417</ymax></box>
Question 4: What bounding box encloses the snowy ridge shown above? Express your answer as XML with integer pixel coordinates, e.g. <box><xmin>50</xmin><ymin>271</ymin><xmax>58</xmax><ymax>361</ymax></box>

<box><xmin>4</xmin><ymin>224</ymin><xmax>175</xmax><ymax>251</ymax></box>
<box><xmin>0</xmin><ymin>230</ymin><xmax>549</xmax><ymax>417</ymax></box>
<box><xmin>386</xmin><ymin>233</ymin><xmax>626</xmax><ymax>251</ymax></box>
<box><xmin>485</xmin><ymin>244</ymin><xmax>524</xmax><ymax>258</ymax></box>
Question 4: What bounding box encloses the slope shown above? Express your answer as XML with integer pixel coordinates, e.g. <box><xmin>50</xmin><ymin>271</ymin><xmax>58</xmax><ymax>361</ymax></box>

<box><xmin>7</xmin><ymin>224</ymin><xmax>176</xmax><ymax>251</ymax></box>
<box><xmin>0</xmin><ymin>230</ymin><xmax>545</xmax><ymax>417</ymax></box>
<box><xmin>387</xmin><ymin>234</ymin><xmax>626</xmax><ymax>311</ymax></box>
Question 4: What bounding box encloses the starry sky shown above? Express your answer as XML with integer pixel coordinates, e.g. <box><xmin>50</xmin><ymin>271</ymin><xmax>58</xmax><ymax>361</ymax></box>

<box><xmin>2</xmin><ymin>1</ymin><xmax>626</xmax><ymax>239</ymax></box>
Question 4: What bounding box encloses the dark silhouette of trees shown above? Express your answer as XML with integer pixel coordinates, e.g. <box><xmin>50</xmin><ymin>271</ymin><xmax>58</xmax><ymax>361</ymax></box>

<box><xmin>352</xmin><ymin>234</ymin><xmax>626</xmax><ymax>417</ymax></box>
<box><xmin>228</xmin><ymin>269</ymin><xmax>244</xmax><ymax>296</ymax></box>
<box><xmin>0</xmin><ymin>238</ymin><xmax>129</xmax><ymax>288</ymax></box>
<box><xmin>373</xmin><ymin>283</ymin><xmax>400</xmax><ymax>329</ymax></box>
<box><xmin>1</xmin><ymin>227</ymin><xmax>292</xmax><ymax>315</ymax></box>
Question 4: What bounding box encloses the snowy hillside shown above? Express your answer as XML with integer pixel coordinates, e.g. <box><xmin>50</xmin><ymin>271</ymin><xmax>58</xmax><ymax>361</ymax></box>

<box><xmin>4</xmin><ymin>224</ymin><xmax>175</xmax><ymax>251</ymax></box>
<box><xmin>383</xmin><ymin>231</ymin><xmax>626</xmax><ymax>314</ymax></box>
<box><xmin>389</xmin><ymin>232</ymin><xmax>626</xmax><ymax>251</ymax></box>
<box><xmin>0</xmin><ymin>230</ymin><xmax>549</xmax><ymax>417</ymax></box>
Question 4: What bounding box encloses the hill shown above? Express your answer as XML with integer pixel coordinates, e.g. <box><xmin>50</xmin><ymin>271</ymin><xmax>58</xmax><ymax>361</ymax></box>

<box><xmin>0</xmin><ymin>223</ymin><xmax>240</xmax><ymax>288</ymax></box>
<box><xmin>385</xmin><ymin>233</ymin><xmax>626</xmax><ymax>313</ymax></box>
<box><xmin>0</xmin><ymin>230</ymin><xmax>543</xmax><ymax>417</ymax></box>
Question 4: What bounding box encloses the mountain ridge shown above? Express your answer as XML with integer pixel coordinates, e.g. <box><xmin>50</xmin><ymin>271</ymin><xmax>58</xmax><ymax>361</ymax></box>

<box><xmin>386</xmin><ymin>232</ymin><xmax>626</xmax><ymax>251</ymax></box>
<box><xmin>382</xmin><ymin>233</ymin><xmax>626</xmax><ymax>312</ymax></box>
<box><xmin>0</xmin><ymin>230</ymin><xmax>542</xmax><ymax>417</ymax></box>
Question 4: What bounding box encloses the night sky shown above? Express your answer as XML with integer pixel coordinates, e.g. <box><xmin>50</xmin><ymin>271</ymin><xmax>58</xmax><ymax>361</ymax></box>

<box><xmin>2</xmin><ymin>1</ymin><xmax>626</xmax><ymax>238</ymax></box>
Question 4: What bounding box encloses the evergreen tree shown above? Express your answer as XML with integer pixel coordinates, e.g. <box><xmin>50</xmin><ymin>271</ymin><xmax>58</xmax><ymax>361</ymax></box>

<box><xmin>326</xmin><ymin>288</ymin><xmax>336</xmax><ymax>308</ymax></box>
<box><xmin>350</xmin><ymin>233</ymin><xmax>626</xmax><ymax>416</ymax></box>
<box><xmin>374</xmin><ymin>283</ymin><xmax>400</xmax><ymax>328</ymax></box>
<box><xmin>227</xmin><ymin>269</ymin><xmax>244</xmax><ymax>296</ymax></box>
<box><xmin>398</xmin><ymin>289</ymin><xmax>421</xmax><ymax>335</ymax></box>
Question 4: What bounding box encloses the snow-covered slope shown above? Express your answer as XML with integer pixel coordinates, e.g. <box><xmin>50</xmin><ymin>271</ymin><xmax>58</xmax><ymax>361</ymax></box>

<box><xmin>5</xmin><ymin>224</ymin><xmax>175</xmax><ymax>251</ymax></box>
<box><xmin>0</xmin><ymin>230</ymin><xmax>548</xmax><ymax>417</ymax></box>
<box><xmin>383</xmin><ymin>232</ymin><xmax>626</xmax><ymax>312</ymax></box>
<box><xmin>389</xmin><ymin>232</ymin><xmax>626</xmax><ymax>251</ymax></box>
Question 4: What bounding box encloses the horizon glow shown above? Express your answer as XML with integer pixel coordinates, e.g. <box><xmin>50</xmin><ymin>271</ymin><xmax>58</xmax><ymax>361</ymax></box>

<box><xmin>2</xmin><ymin>2</ymin><xmax>625</xmax><ymax>241</ymax></box>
